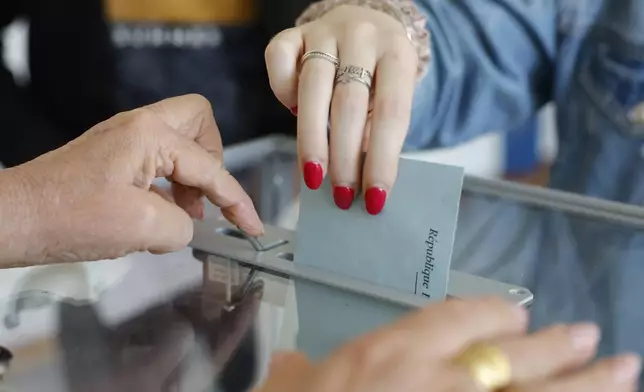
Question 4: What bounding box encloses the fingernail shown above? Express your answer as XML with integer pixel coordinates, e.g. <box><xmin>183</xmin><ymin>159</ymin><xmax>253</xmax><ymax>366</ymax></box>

<box><xmin>613</xmin><ymin>354</ymin><xmax>642</xmax><ymax>384</ymax></box>
<box><xmin>290</xmin><ymin>106</ymin><xmax>298</xmax><ymax>116</ymax></box>
<box><xmin>230</xmin><ymin>202</ymin><xmax>264</xmax><ymax>236</ymax></box>
<box><xmin>569</xmin><ymin>323</ymin><xmax>600</xmax><ymax>351</ymax></box>
<box><xmin>365</xmin><ymin>187</ymin><xmax>387</xmax><ymax>215</ymax></box>
<box><xmin>196</xmin><ymin>204</ymin><xmax>205</xmax><ymax>220</ymax></box>
<box><xmin>333</xmin><ymin>186</ymin><xmax>355</xmax><ymax>210</ymax></box>
<box><xmin>249</xmin><ymin>210</ymin><xmax>265</xmax><ymax>236</ymax></box>
<box><xmin>303</xmin><ymin>161</ymin><xmax>323</xmax><ymax>190</ymax></box>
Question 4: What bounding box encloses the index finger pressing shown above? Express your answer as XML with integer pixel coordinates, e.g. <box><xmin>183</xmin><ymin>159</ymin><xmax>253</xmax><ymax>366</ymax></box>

<box><xmin>145</xmin><ymin>94</ymin><xmax>228</xmax><ymax>219</ymax></box>
<box><xmin>380</xmin><ymin>297</ymin><xmax>528</xmax><ymax>360</ymax></box>
<box><xmin>167</xmin><ymin>134</ymin><xmax>263</xmax><ymax>236</ymax></box>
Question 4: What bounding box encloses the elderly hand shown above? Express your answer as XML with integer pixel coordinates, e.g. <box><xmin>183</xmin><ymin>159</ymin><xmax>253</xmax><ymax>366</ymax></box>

<box><xmin>257</xmin><ymin>298</ymin><xmax>641</xmax><ymax>392</ymax></box>
<box><xmin>265</xmin><ymin>4</ymin><xmax>417</xmax><ymax>215</ymax></box>
<box><xmin>11</xmin><ymin>94</ymin><xmax>263</xmax><ymax>264</ymax></box>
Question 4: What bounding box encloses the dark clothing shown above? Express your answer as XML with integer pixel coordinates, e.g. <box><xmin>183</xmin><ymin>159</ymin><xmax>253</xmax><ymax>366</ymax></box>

<box><xmin>0</xmin><ymin>0</ymin><xmax>309</xmax><ymax>167</ymax></box>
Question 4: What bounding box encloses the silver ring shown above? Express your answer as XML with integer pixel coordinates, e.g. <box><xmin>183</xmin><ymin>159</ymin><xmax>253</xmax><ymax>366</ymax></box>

<box><xmin>334</xmin><ymin>65</ymin><xmax>374</xmax><ymax>90</ymax></box>
<box><xmin>301</xmin><ymin>51</ymin><xmax>340</xmax><ymax>68</ymax></box>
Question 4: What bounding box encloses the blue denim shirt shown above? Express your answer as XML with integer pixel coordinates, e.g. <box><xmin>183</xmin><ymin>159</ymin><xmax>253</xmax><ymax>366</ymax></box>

<box><xmin>408</xmin><ymin>0</ymin><xmax>644</xmax><ymax>204</ymax></box>
<box><xmin>405</xmin><ymin>0</ymin><xmax>644</xmax><ymax>375</ymax></box>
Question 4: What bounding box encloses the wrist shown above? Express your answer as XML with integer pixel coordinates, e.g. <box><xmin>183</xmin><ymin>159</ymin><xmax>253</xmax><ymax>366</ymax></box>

<box><xmin>0</xmin><ymin>166</ymin><xmax>49</xmax><ymax>268</ymax></box>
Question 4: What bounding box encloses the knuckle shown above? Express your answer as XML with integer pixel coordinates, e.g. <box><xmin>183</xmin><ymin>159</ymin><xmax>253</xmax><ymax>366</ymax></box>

<box><xmin>303</xmin><ymin>24</ymin><xmax>333</xmax><ymax>42</ymax></box>
<box><xmin>168</xmin><ymin>93</ymin><xmax>213</xmax><ymax>120</ymax></box>
<box><xmin>265</xmin><ymin>28</ymin><xmax>301</xmax><ymax>63</ymax></box>
<box><xmin>121</xmin><ymin>109</ymin><xmax>168</xmax><ymax>147</ymax></box>
<box><xmin>344</xmin><ymin>21</ymin><xmax>378</xmax><ymax>41</ymax></box>
<box><xmin>190</xmin><ymin>93</ymin><xmax>216</xmax><ymax>119</ymax></box>
<box><xmin>128</xmin><ymin>108</ymin><xmax>158</xmax><ymax>135</ymax></box>
<box><xmin>185</xmin><ymin>93</ymin><xmax>212</xmax><ymax>110</ymax></box>
<box><xmin>264</xmin><ymin>38</ymin><xmax>282</xmax><ymax>63</ymax></box>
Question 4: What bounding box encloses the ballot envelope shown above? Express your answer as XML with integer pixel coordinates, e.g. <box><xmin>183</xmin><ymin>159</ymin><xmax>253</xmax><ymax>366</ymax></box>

<box><xmin>1</xmin><ymin>136</ymin><xmax>644</xmax><ymax>391</ymax></box>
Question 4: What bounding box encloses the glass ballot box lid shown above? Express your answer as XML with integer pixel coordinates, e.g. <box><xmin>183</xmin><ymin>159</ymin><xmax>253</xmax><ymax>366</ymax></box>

<box><xmin>1</xmin><ymin>136</ymin><xmax>644</xmax><ymax>391</ymax></box>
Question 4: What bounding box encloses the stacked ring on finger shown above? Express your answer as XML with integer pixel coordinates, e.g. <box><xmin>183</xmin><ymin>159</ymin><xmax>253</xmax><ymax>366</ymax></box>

<box><xmin>301</xmin><ymin>50</ymin><xmax>340</xmax><ymax>69</ymax></box>
<box><xmin>334</xmin><ymin>65</ymin><xmax>374</xmax><ymax>90</ymax></box>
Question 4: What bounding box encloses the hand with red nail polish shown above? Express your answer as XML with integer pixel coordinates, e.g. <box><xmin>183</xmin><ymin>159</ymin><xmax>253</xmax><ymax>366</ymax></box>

<box><xmin>265</xmin><ymin>6</ymin><xmax>417</xmax><ymax>215</ymax></box>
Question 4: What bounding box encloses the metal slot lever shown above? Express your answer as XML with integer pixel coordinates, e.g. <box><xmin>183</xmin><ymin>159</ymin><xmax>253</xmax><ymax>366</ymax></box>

<box><xmin>223</xmin><ymin>268</ymin><xmax>259</xmax><ymax>312</ymax></box>
<box><xmin>238</xmin><ymin>229</ymin><xmax>265</xmax><ymax>252</ymax></box>
<box><xmin>191</xmin><ymin>219</ymin><xmax>534</xmax><ymax>308</ymax></box>
<box><xmin>223</xmin><ymin>229</ymin><xmax>264</xmax><ymax>310</ymax></box>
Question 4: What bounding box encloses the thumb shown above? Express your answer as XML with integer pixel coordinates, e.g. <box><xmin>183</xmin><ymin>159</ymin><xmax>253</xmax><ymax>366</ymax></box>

<box><xmin>265</xmin><ymin>27</ymin><xmax>303</xmax><ymax>112</ymax></box>
<box><xmin>134</xmin><ymin>189</ymin><xmax>194</xmax><ymax>254</ymax></box>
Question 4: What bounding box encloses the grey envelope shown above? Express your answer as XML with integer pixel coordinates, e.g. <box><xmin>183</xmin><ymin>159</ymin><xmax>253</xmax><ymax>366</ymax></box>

<box><xmin>295</xmin><ymin>157</ymin><xmax>465</xmax><ymax>301</ymax></box>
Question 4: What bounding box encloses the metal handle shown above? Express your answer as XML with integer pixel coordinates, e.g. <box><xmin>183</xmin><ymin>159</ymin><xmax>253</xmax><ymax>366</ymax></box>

<box><xmin>190</xmin><ymin>219</ymin><xmax>534</xmax><ymax>308</ymax></box>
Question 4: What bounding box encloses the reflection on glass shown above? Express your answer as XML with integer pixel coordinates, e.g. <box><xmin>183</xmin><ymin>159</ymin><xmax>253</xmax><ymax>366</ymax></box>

<box><xmin>58</xmin><ymin>279</ymin><xmax>264</xmax><ymax>392</ymax></box>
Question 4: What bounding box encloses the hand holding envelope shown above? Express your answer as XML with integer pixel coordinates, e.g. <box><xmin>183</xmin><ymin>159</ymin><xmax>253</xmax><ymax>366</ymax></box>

<box><xmin>296</xmin><ymin>157</ymin><xmax>464</xmax><ymax>301</ymax></box>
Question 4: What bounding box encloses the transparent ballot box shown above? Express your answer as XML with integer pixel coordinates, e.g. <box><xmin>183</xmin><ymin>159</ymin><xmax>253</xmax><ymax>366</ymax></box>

<box><xmin>2</xmin><ymin>136</ymin><xmax>644</xmax><ymax>391</ymax></box>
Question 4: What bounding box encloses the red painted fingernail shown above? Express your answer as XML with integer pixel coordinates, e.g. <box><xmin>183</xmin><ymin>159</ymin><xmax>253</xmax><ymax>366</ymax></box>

<box><xmin>333</xmin><ymin>186</ymin><xmax>355</xmax><ymax>210</ymax></box>
<box><xmin>303</xmin><ymin>161</ymin><xmax>323</xmax><ymax>190</ymax></box>
<box><xmin>290</xmin><ymin>106</ymin><xmax>298</xmax><ymax>116</ymax></box>
<box><xmin>365</xmin><ymin>187</ymin><xmax>387</xmax><ymax>215</ymax></box>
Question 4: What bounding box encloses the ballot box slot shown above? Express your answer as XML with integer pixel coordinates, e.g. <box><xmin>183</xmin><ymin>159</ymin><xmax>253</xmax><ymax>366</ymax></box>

<box><xmin>190</xmin><ymin>219</ymin><xmax>534</xmax><ymax>309</ymax></box>
<box><xmin>276</xmin><ymin>252</ymin><xmax>293</xmax><ymax>261</ymax></box>
<box><xmin>214</xmin><ymin>226</ymin><xmax>289</xmax><ymax>252</ymax></box>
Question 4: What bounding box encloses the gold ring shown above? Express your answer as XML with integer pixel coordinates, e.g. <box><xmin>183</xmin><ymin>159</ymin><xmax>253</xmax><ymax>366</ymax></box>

<box><xmin>453</xmin><ymin>342</ymin><xmax>511</xmax><ymax>391</ymax></box>
<box><xmin>301</xmin><ymin>51</ymin><xmax>340</xmax><ymax>68</ymax></box>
